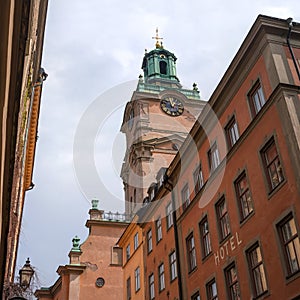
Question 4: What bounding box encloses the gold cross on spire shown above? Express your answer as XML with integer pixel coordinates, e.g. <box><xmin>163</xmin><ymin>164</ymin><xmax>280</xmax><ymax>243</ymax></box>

<box><xmin>152</xmin><ymin>28</ymin><xmax>163</xmax><ymax>48</ymax></box>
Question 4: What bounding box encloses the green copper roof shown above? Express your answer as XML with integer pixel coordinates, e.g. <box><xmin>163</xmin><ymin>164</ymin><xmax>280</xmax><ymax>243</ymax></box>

<box><xmin>141</xmin><ymin>45</ymin><xmax>179</xmax><ymax>85</ymax></box>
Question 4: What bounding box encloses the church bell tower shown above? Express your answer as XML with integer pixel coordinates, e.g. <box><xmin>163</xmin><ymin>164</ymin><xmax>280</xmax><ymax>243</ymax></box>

<box><xmin>121</xmin><ymin>30</ymin><xmax>205</xmax><ymax>215</ymax></box>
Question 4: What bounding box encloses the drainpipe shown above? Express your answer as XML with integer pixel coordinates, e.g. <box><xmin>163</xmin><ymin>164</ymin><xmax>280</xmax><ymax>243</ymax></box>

<box><xmin>286</xmin><ymin>18</ymin><xmax>300</xmax><ymax>81</ymax></box>
<box><xmin>171</xmin><ymin>190</ymin><xmax>183</xmax><ymax>300</ymax></box>
<box><xmin>164</xmin><ymin>173</ymin><xmax>183</xmax><ymax>299</ymax></box>
<box><xmin>172</xmin><ymin>210</ymin><xmax>183</xmax><ymax>300</ymax></box>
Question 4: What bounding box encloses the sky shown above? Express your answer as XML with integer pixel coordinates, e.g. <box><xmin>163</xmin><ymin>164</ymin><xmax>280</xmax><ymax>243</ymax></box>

<box><xmin>16</xmin><ymin>0</ymin><xmax>300</xmax><ymax>290</ymax></box>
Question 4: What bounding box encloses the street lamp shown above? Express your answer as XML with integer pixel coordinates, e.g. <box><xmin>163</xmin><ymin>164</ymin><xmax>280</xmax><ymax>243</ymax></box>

<box><xmin>19</xmin><ymin>258</ymin><xmax>34</xmax><ymax>290</ymax></box>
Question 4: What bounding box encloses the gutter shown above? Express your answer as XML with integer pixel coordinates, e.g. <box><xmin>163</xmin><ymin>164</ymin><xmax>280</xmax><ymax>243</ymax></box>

<box><xmin>286</xmin><ymin>18</ymin><xmax>300</xmax><ymax>81</ymax></box>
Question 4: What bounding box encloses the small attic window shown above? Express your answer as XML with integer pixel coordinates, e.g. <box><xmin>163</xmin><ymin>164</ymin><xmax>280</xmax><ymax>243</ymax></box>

<box><xmin>159</xmin><ymin>61</ymin><xmax>167</xmax><ymax>75</ymax></box>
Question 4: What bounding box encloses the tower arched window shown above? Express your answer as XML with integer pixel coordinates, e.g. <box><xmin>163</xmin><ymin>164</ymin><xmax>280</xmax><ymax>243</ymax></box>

<box><xmin>159</xmin><ymin>61</ymin><xmax>167</xmax><ymax>75</ymax></box>
<box><xmin>134</xmin><ymin>189</ymin><xmax>136</xmax><ymax>205</ymax></box>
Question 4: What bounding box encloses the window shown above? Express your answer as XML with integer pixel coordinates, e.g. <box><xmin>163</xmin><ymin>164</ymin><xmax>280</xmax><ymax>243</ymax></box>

<box><xmin>186</xmin><ymin>233</ymin><xmax>197</xmax><ymax>272</ymax></box>
<box><xmin>169</xmin><ymin>251</ymin><xmax>177</xmax><ymax>281</ymax></box>
<box><xmin>235</xmin><ymin>172</ymin><xmax>254</xmax><ymax>220</ymax></box>
<box><xmin>166</xmin><ymin>202</ymin><xmax>173</xmax><ymax>229</ymax></box>
<box><xmin>149</xmin><ymin>273</ymin><xmax>155</xmax><ymax>300</ymax></box>
<box><xmin>216</xmin><ymin>197</ymin><xmax>231</xmax><ymax>241</ymax></box>
<box><xmin>193</xmin><ymin>164</ymin><xmax>204</xmax><ymax>194</ymax></box>
<box><xmin>156</xmin><ymin>217</ymin><xmax>162</xmax><ymax>242</ymax></box>
<box><xmin>277</xmin><ymin>214</ymin><xmax>300</xmax><ymax>276</ymax></box>
<box><xmin>208</xmin><ymin>142</ymin><xmax>220</xmax><ymax>172</ymax></box>
<box><xmin>181</xmin><ymin>184</ymin><xmax>190</xmax><ymax>210</ymax></box>
<box><xmin>249</xmin><ymin>81</ymin><xmax>266</xmax><ymax>116</ymax></box>
<box><xmin>159</xmin><ymin>61</ymin><xmax>167</xmax><ymax>75</ymax></box>
<box><xmin>111</xmin><ymin>246</ymin><xmax>122</xmax><ymax>266</ymax></box>
<box><xmin>130</xmin><ymin>196</ymin><xmax>133</xmax><ymax>213</ymax></box>
<box><xmin>126</xmin><ymin>244</ymin><xmax>130</xmax><ymax>261</ymax></box>
<box><xmin>158</xmin><ymin>263</ymin><xmax>165</xmax><ymax>291</ymax></box>
<box><xmin>199</xmin><ymin>216</ymin><xmax>212</xmax><ymax>258</ymax></box>
<box><xmin>206</xmin><ymin>278</ymin><xmax>218</xmax><ymax>300</ymax></box>
<box><xmin>134</xmin><ymin>189</ymin><xmax>136</xmax><ymax>206</ymax></box>
<box><xmin>246</xmin><ymin>243</ymin><xmax>268</xmax><ymax>297</ymax></box>
<box><xmin>191</xmin><ymin>291</ymin><xmax>200</xmax><ymax>300</ymax></box>
<box><xmin>147</xmin><ymin>229</ymin><xmax>153</xmax><ymax>253</ymax></box>
<box><xmin>261</xmin><ymin>137</ymin><xmax>284</xmax><ymax>191</ymax></box>
<box><xmin>135</xmin><ymin>267</ymin><xmax>141</xmax><ymax>292</ymax></box>
<box><xmin>225</xmin><ymin>263</ymin><xmax>240</xmax><ymax>300</ymax></box>
<box><xmin>134</xmin><ymin>233</ymin><xmax>139</xmax><ymax>250</ymax></box>
<box><xmin>225</xmin><ymin>117</ymin><xmax>239</xmax><ymax>148</ymax></box>
<box><xmin>126</xmin><ymin>277</ymin><xmax>131</xmax><ymax>300</ymax></box>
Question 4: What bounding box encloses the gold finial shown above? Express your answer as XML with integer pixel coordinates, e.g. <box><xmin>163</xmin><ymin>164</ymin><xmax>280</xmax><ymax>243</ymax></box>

<box><xmin>152</xmin><ymin>28</ymin><xmax>163</xmax><ymax>48</ymax></box>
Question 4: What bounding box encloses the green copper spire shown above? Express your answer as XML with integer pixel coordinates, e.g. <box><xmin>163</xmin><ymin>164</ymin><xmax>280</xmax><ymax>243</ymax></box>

<box><xmin>141</xmin><ymin>29</ymin><xmax>180</xmax><ymax>88</ymax></box>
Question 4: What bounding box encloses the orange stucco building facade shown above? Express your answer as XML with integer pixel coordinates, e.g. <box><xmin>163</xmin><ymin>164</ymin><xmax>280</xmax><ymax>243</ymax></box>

<box><xmin>118</xmin><ymin>214</ymin><xmax>145</xmax><ymax>300</ymax></box>
<box><xmin>134</xmin><ymin>15</ymin><xmax>300</xmax><ymax>300</ymax></box>
<box><xmin>35</xmin><ymin>202</ymin><xmax>128</xmax><ymax>300</ymax></box>
<box><xmin>36</xmin><ymin>14</ymin><xmax>300</xmax><ymax>300</ymax></box>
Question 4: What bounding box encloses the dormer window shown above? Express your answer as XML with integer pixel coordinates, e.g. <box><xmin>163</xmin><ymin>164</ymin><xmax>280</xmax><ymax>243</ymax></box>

<box><xmin>159</xmin><ymin>61</ymin><xmax>167</xmax><ymax>75</ymax></box>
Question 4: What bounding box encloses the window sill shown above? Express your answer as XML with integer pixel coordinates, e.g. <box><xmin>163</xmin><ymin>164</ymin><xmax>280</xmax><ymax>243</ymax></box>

<box><xmin>170</xmin><ymin>277</ymin><xmax>177</xmax><ymax>283</ymax></box>
<box><xmin>188</xmin><ymin>266</ymin><xmax>198</xmax><ymax>276</ymax></box>
<box><xmin>166</xmin><ymin>224</ymin><xmax>174</xmax><ymax>232</ymax></box>
<box><xmin>201</xmin><ymin>251</ymin><xmax>213</xmax><ymax>263</ymax></box>
<box><xmin>267</xmin><ymin>179</ymin><xmax>286</xmax><ymax>200</ymax></box>
<box><xmin>219</xmin><ymin>233</ymin><xmax>232</xmax><ymax>245</ymax></box>
<box><xmin>252</xmin><ymin>290</ymin><xmax>269</xmax><ymax>300</ymax></box>
<box><xmin>286</xmin><ymin>269</ymin><xmax>300</xmax><ymax>283</ymax></box>
<box><xmin>156</xmin><ymin>239</ymin><xmax>162</xmax><ymax>245</ymax></box>
<box><xmin>239</xmin><ymin>211</ymin><xmax>255</xmax><ymax>227</ymax></box>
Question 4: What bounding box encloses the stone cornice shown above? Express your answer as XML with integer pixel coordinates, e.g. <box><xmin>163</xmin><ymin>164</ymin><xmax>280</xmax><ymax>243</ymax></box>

<box><xmin>56</xmin><ymin>264</ymin><xmax>86</xmax><ymax>276</ymax></box>
<box><xmin>24</xmin><ymin>83</ymin><xmax>42</xmax><ymax>190</ymax></box>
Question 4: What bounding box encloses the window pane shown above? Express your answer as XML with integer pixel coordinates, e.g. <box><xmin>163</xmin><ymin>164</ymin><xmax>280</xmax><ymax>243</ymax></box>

<box><xmin>156</xmin><ymin>218</ymin><xmax>162</xmax><ymax>242</ymax></box>
<box><xmin>194</xmin><ymin>165</ymin><xmax>204</xmax><ymax>194</ymax></box>
<box><xmin>135</xmin><ymin>267</ymin><xmax>140</xmax><ymax>291</ymax></box>
<box><xmin>149</xmin><ymin>274</ymin><xmax>155</xmax><ymax>300</ymax></box>
<box><xmin>147</xmin><ymin>229</ymin><xmax>152</xmax><ymax>253</ymax></box>
<box><xmin>206</xmin><ymin>279</ymin><xmax>218</xmax><ymax>300</ymax></box>
<box><xmin>216</xmin><ymin>198</ymin><xmax>231</xmax><ymax>240</ymax></box>
<box><xmin>250</xmin><ymin>83</ymin><xmax>266</xmax><ymax>115</ymax></box>
<box><xmin>134</xmin><ymin>233</ymin><xmax>138</xmax><ymax>250</ymax></box>
<box><xmin>225</xmin><ymin>264</ymin><xmax>240</xmax><ymax>300</ymax></box>
<box><xmin>126</xmin><ymin>244</ymin><xmax>130</xmax><ymax>260</ymax></box>
<box><xmin>186</xmin><ymin>234</ymin><xmax>197</xmax><ymax>271</ymax></box>
<box><xmin>278</xmin><ymin>215</ymin><xmax>300</xmax><ymax>275</ymax></box>
<box><xmin>166</xmin><ymin>202</ymin><xmax>173</xmax><ymax>229</ymax></box>
<box><xmin>247</xmin><ymin>244</ymin><xmax>268</xmax><ymax>297</ymax></box>
<box><xmin>127</xmin><ymin>277</ymin><xmax>131</xmax><ymax>300</ymax></box>
<box><xmin>182</xmin><ymin>185</ymin><xmax>190</xmax><ymax>210</ymax></box>
<box><xmin>226</xmin><ymin>117</ymin><xmax>239</xmax><ymax>148</ymax></box>
<box><xmin>208</xmin><ymin>143</ymin><xmax>220</xmax><ymax>171</ymax></box>
<box><xmin>159</xmin><ymin>263</ymin><xmax>165</xmax><ymax>291</ymax></box>
<box><xmin>235</xmin><ymin>172</ymin><xmax>254</xmax><ymax>220</ymax></box>
<box><xmin>261</xmin><ymin>138</ymin><xmax>284</xmax><ymax>191</ymax></box>
<box><xmin>200</xmin><ymin>217</ymin><xmax>212</xmax><ymax>257</ymax></box>
<box><xmin>169</xmin><ymin>251</ymin><xmax>177</xmax><ymax>280</ymax></box>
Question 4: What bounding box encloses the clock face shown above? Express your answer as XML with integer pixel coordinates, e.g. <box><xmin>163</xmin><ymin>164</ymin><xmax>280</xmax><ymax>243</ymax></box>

<box><xmin>160</xmin><ymin>97</ymin><xmax>184</xmax><ymax>116</ymax></box>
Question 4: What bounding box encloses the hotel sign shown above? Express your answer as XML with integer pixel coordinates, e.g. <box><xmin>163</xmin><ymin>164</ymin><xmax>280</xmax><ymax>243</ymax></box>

<box><xmin>214</xmin><ymin>232</ymin><xmax>242</xmax><ymax>266</ymax></box>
